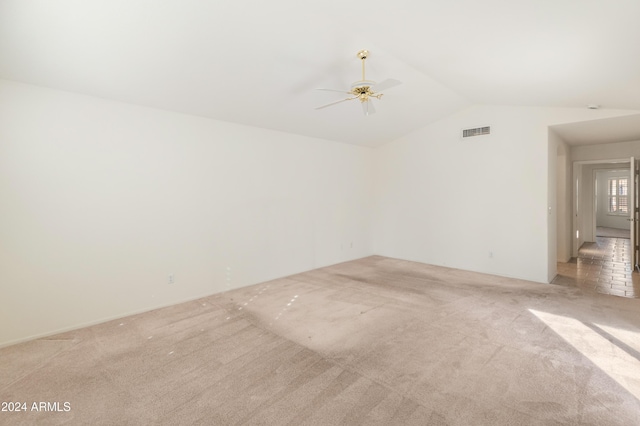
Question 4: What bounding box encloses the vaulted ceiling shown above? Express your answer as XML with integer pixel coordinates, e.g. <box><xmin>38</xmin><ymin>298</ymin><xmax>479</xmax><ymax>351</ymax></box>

<box><xmin>1</xmin><ymin>0</ymin><xmax>639</xmax><ymax>147</ymax></box>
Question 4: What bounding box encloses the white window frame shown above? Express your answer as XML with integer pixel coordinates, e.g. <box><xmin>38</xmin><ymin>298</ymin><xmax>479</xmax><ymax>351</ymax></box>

<box><xmin>607</xmin><ymin>177</ymin><xmax>629</xmax><ymax>216</ymax></box>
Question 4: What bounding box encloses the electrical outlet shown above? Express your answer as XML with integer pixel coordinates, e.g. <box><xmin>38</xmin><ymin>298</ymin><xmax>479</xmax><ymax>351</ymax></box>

<box><xmin>169</xmin><ymin>274</ymin><xmax>175</xmax><ymax>284</ymax></box>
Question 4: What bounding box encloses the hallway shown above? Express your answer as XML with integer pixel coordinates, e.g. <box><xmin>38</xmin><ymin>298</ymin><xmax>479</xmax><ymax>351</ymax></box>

<box><xmin>554</xmin><ymin>236</ymin><xmax>640</xmax><ymax>298</ymax></box>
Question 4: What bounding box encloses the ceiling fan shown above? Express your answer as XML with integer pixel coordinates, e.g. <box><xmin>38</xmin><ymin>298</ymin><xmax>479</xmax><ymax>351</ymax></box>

<box><xmin>315</xmin><ymin>50</ymin><xmax>402</xmax><ymax>116</ymax></box>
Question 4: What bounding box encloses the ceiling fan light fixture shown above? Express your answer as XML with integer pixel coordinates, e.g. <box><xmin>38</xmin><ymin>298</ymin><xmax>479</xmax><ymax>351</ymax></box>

<box><xmin>314</xmin><ymin>49</ymin><xmax>402</xmax><ymax>115</ymax></box>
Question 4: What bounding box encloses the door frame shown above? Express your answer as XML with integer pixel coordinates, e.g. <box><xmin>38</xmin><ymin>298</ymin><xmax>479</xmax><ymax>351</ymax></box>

<box><xmin>572</xmin><ymin>158</ymin><xmax>631</xmax><ymax>258</ymax></box>
<box><xmin>592</xmin><ymin>167</ymin><xmax>633</xmax><ymax>238</ymax></box>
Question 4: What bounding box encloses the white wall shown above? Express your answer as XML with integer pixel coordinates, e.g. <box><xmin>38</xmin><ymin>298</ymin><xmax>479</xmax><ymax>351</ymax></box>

<box><xmin>373</xmin><ymin>105</ymin><xmax>639</xmax><ymax>284</ymax></box>
<box><xmin>595</xmin><ymin>169</ymin><xmax>631</xmax><ymax>230</ymax></box>
<box><xmin>0</xmin><ymin>80</ymin><xmax>374</xmax><ymax>347</ymax></box>
<box><xmin>547</xmin><ymin>129</ymin><xmax>559</xmax><ymax>278</ymax></box>
<box><xmin>373</xmin><ymin>106</ymin><xmax>547</xmax><ymax>282</ymax></box>
<box><xmin>553</xmin><ymin>132</ymin><xmax>571</xmax><ymax>262</ymax></box>
<box><xmin>580</xmin><ymin>164</ymin><xmax>598</xmax><ymax>243</ymax></box>
<box><xmin>572</xmin><ymin>139</ymin><xmax>640</xmax><ymax>162</ymax></box>
<box><xmin>3</xmin><ymin>79</ymin><xmax>638</xmax><ymax>346</ymax></box>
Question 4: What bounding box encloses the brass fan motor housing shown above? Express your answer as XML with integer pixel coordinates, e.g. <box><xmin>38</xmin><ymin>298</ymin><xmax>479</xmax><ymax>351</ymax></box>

<box><xmin>350</xmin><ymin>80</ymin><xmax>382</xmax><ymax>102</ymax></box>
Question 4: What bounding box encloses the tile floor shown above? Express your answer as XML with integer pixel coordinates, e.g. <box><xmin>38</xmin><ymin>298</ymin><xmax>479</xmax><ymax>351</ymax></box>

<box><xmin>554</xmin><ymin>236</ymin><xmax>640</xmax><ymax>298</ymax></box>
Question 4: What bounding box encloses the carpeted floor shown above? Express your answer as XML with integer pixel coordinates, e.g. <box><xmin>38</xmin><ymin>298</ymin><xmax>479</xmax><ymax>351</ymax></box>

<box><xmin>1</xmin><ymin>256</ymin><xmax>639</xmax><ymax>425</ymax></box>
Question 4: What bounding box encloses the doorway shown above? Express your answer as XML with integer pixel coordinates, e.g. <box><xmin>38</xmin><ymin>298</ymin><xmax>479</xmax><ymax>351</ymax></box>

<box><xmin>595</xmin><ymin>168</ymin><xmax>632</xmax><ymax>239</ymax></box>
<box><xmin>550</xmin><ymin>113</ymin><xmax>640</xmax><ymax>297</ymax></box>
<box><xmin>552</xmin><ymin>159</ymin><xmax>640</xmax><ymax>298</ymax></box>
<box><xmin>570</xmin><ymin>159</ymin><xmax>640</xmax><ymax>260</ymax></box>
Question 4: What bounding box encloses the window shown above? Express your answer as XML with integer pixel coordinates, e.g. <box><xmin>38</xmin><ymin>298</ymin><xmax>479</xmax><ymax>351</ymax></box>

<box><xmin>608</xmin><ymin>177</ymin><xmax>629</xmax><ymax>215</ymax></box>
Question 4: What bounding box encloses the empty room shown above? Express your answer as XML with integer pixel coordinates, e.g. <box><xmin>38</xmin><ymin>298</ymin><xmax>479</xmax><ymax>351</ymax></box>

<box><xmin>1</xmin><ymin>1</ymin><xmax>640</xmax><ymax>425</ymax></box>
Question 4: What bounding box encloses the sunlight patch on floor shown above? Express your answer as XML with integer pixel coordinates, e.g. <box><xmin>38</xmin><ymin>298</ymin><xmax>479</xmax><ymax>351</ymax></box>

<box><xmin>529</xmin><ymin>309</ymin><xmax>640</xmax><ymax>400</ymax></box>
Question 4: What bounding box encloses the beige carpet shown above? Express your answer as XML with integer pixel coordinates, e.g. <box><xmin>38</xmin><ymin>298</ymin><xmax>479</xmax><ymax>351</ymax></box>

<box><xmin>1</xmin><ymin>256</ymin><xmax>639</xmax><ymax>425</ymax></box>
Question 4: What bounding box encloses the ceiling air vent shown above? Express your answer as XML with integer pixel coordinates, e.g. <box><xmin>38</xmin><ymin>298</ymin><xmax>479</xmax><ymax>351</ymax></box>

<box><xmin>461</xmin><ymin>126</ymin><xmax>491</xmax><ymax>139</ymax></box>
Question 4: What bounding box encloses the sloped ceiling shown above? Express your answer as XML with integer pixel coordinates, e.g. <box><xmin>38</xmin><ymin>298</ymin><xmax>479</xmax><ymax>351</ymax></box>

<box><xmin>1</xmin><ymin>0</ymin><xmax>639</xmax><ymax>147</ymax></box>
<box><xmin>552</xmin><ymin>114</ymin><xmax>640</xmax><ymax>146</ymax></box>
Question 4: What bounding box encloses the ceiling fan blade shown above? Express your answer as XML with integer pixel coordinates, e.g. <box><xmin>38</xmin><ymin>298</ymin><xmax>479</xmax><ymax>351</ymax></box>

<box><xmin>316</xmin><ymin>88</ymin><xmax>352</xmax><ymax>94</ymax></box>
<box><xmin>371</xmin><ymin>78</ymin><xmax>402</xmax><ymax>92</ymax></box>
<box><xmin>362</xmin><ymin>100</ymin><xmax>376</xmax><ymax>116</ymax></box>
<box><xmin>315</xmin><ymin>97</ymin><xmax>355</xmax><ymax>110</ymax></box>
